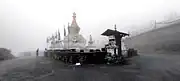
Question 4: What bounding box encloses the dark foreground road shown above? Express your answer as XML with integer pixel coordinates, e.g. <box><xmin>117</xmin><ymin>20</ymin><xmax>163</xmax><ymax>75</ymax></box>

<box><xmin>0</xmin><ymin>54</ymin><xmax>180</xmax><ymax>81</ymax></box>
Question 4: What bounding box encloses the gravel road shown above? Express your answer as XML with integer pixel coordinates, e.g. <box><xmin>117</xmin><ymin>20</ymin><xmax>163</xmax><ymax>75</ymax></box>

<box><xmin>0</xmin><ymin>54</ymin><xmax>180</xmax><ymax>81</ymax></box>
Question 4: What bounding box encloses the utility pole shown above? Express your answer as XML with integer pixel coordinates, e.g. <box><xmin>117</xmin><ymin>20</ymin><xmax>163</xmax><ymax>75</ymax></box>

<box><xmin>114</xmin><ymin>24</ymin><xmax>122</xmax><ymax>56</ymax></box>
<box><xmin>67</xmin><ymin>23</ymin><xmax>69</xmax><ymax>49</ymax></box>
<box><xmin>46</xmin><ymin>37</ymin><xmax>48</xmax><ymax>49</ymax></box>
<box><xmin>114</xmin><ymin>24</ymin><xmax>117</xmax><ymax>55</ymax></box>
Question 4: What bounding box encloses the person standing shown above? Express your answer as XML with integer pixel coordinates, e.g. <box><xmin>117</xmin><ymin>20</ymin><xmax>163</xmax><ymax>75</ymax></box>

<box><xmin>44</xmin><ymin>48</ymin><xmax>47</xmax><ymax>57</ymax></box>
<box><xmin>36</xmin><ymin>48</ymin><xmax>39</xmax><ymax>56</ymax></box>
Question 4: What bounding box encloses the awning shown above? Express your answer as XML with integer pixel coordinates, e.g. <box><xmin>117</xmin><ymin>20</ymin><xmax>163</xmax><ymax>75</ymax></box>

<box><xmin>101</xmin><ymin>29</ymin><xmax>129</xmax><ymax>37</ymax></box>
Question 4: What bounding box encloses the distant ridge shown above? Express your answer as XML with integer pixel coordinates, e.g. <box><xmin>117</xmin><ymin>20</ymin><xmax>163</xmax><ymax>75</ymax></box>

<box><xmin>133</xmin><ymin>17</ymin><xmax>180</xmax><ymax>38</ymax></box>
<box><xmin>157</xmin><ymin>17</ymin><xmax>180</xmax><ymax>24</ymax></box>
<box><xmin>131</xmin><ymin>18</ymin><xmax>180</xmax><ymax>39</ymax></box>
<box><xmin>124</xmin><ymin>18</ymin><xmax>180</xmax><ymax>54</ymax></box>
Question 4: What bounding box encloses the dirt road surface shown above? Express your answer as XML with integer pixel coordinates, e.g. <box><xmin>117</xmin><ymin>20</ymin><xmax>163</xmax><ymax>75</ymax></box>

<box><xmin>0</xmin><ymin>54</ymin><xmax>180</xmax><ymax>81</ymax></box>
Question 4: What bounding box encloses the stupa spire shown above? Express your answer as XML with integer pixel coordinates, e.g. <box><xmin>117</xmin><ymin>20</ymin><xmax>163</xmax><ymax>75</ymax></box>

<box><xmin>73</xmin><ymin>12</ymin><xmax>76</xmax><ymax>20</ymax></box>
<box><xmin>114</xmin><ymin>24</ymin><xmax>117</xmax><ymax>31</ymax></box>
<box><xmin>88</xmin><ymin>35</ymin><xmax>93</xmax><ymax>45</ymax></box>
<box><xmin>71</xmin><ymin>12</ymin><xmax>79</xmax><ymax>28</ymax></box>
<box><xmin>64</xmin><ymin>25</ymin><xmax>66</xmax><ymax>36</ymax></box>
<box><xmin>71</xmin><ymin>12</ymin><xmax>76</xmax><ymax>25</ymax></box>
<box><xmin>58</xmin><ymin>29</ymin><xmax>61</xmax><ymax>40</ymax></box>
<box><xmin>90</xmin><ymin>35</ymin><xmax>92</xmax><ymax>41</ymax></box>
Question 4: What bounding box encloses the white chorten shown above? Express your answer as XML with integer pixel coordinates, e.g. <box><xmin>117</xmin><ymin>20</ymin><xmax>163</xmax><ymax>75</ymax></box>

<box><xmin>49</xmin><ymin>30</ymin><xmax>63</xmax><ymax>49</ymax></box>
<box><xmin>63</xmin><ymin>12</ymin><xmax>86</xmax><ymax>49</ymax></box>
<box><xmin>86</xmin><ymin>35</ymin><xmax>96</xmax><ymax>49</ymax></box>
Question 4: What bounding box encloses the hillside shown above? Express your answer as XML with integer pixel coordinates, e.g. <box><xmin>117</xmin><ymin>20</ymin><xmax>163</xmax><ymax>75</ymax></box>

<box><xmin>124</xmin><ymin>20</ymin><xmax>180</xmax><ymax>54</ymax></box>
<box><xmin>0</xmin><ymin>48</ymin><xmax>15</xmax><ymax>60</ymax></box>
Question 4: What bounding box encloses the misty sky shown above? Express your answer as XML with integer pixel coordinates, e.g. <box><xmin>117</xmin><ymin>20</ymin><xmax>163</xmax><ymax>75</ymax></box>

<box><xmin>0</xmin><ymin>0</ymin><xmax>180</xmax><ymax>55</ymax></box>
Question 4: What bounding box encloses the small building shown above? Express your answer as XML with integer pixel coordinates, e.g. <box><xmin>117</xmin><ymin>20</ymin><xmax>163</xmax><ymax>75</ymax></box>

<box><xmin>101</xmin><ymin>26</ymin><xmax>129</xmax><ymax>56</ymax></box>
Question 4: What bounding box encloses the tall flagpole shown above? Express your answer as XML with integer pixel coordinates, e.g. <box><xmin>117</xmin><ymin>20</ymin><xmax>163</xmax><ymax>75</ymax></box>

<box><xmin>46</xmin><ymin>37</ymin><xmax>48</xmax><ymax>49</ymax></box>
<box><xmin>67</xmin><ymin>23</ymin><xmax>69</xmax><ymax>49</ymax></box>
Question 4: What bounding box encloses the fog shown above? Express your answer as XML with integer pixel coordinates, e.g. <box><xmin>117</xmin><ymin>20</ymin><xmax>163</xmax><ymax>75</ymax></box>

<box><xmin>0</xmin><ymin>0</ymin><xmax>180</xmax><ymax>56</ymax></box>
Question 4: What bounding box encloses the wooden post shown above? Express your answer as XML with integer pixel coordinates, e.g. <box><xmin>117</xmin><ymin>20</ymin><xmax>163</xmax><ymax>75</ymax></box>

<box><xmin>115</xmin><ymin>34</ymin><xmax>122</xmax><ymax>56</ymax></box>
<box><xmin>114</xmin><ymin>24</ymin><xmax>122</xmax><ymax>56</ymax></box>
